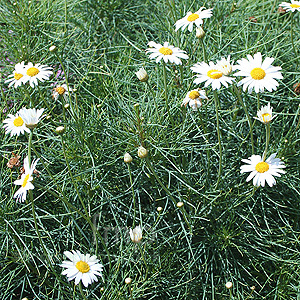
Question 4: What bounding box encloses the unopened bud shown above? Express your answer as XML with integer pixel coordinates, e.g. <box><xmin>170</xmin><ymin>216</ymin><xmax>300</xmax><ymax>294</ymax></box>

<box><xmin>56</xmin><ymin>126</ymin><xmax>65</xmax><ymax>134</ymax></box>
<box><xmin>138</xmin><ymin>146</ymin><xmax>148</xmax><ymax>159</ymax></box>
<box><xmin>225</xmin><ymin>282</ymin><xmax>233</xmax><ymax>289</ymax></box>
<box><xmin>177</xmin><ymin>201</ymin><xmax>184</xmax><ymax>208</ymax></box>
<box><xmin>46</xmin><ymin>115</ymin><xmax>51</xmax><ymax>120</ymax></box>
<box><xmin>124</xmin><ymin>153</ymin><xmax>133</xmax><ymax>163</ymax></box>
<box><xmin>196</xmin><ymin>27</ymin><xmax>205</xmax><ymax>39</ymax></box>
<box><xmin>157</xmin><ymin>206</ymin><xmax>163</xmax><ymax>212</ymax></box>
<box><xmin>250</xmin><ymin>286</ymin><xmax>255</xmax><ymax>291</ymax></box>
<box><xmin>64</xmin><ymin>103</ymin><xmax>70</xmax><ymax>109</ymax></box>
<box><xmin>49</xmin><ymin>45</ymin><xmax>57</xmax><ymax>52</ymax></box>
<box><xmin>125</xmin><ymin>277</ymin><xmax>132</xmax><ymax>284</ymax></box>
<box><xmin>136</xmin><ymin>67</ymin><xmax>149</xmax><ymax>82</ymax></box>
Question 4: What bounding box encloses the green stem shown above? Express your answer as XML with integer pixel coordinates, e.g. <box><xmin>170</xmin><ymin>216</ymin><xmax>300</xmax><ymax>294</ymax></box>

<box><xmin>233</xmin><ymin>85</ymin><xmax>254</xmax><ymax>154</ymax></box>
<box><xmin>138</xmin><ymin>244</ymin><xmax>148</xmax><ymax>280</ymax></box>
<box><xmin>127</xmin><ymin>164</ymin><xmax>136</xmax><ymax>227</ymax></box>
<box><xmin>213</xmin><ymin>90</ymin><xmax>222</xmax><ymax>190</ymax></box>
<box><xmin>78</xmin><ymin>282</ymin><xmax>88</xmax><ymax>300</ymax></box>
<box><xmin>146</xmin><ymin>81</ymin><xmax>161</xmax><ymax>123</ymax></box>
<box><xmin>263</xmin><ymin>123</ymin><xmax>270</xmax><ymax>161</ymax></box>
<box><xmin>291</xmin><ymin>13</ymin><xmax>298</xmax><ymax>67</ymax></box>
<box><xmin>162</xmin><ymin>61</ymin><xmax>173</xmax><ymax>125</ymax></box>
<box><xmin>200</xmin><ymin>38</ymin><xmax>207</xmax><ymax>62</ymax></box>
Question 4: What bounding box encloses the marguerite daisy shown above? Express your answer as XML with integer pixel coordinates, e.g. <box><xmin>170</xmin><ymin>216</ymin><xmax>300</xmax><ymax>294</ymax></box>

<box><xmin>182</xmin><ymin>88</ymin><xmax>208</xmax><ymax>110</ymax></box>
<box><xmin>146</xmin><ymin>41</ymin><xmax>188</xmax><ymax>65</ymax></box>
<box><xmin>174</xmin><ymin>7</ymin><xmax>213</xmax><ymax>32</ymax></box>
<box><xmin>61</xmin><ymin>250</ymin><xmax>103</xmax><ymax>287</ymax></box>
<box><xmin>23</xmin><ymin>62</ymin><xmax>53</xmax><ymax>88</ymax></box>
<box><xmin>52</xmin><ymin>84</ymin><xmax>72</xmax><ymax>101</ymax></box>
<box><xmin>19</xmin><ymin>107</ymin><xmax>45</xmax><ymax>129</ymax></box>
<box><xmin>254</xmin><ymin>102</ymin><xmax>276</xmax><ymax>124</ymax></box>
<box><xmin>5</xmin><ymin>62</ymin><xmax>27</xmax><ymax>88</ymax></box>
<box><xmin>191</xmin><ymin>61</ymin><xmax>234</xmax><ymax>90</ymax></box>
<box><xmin>2</xmin><ymin>112</ymin><xmax>30</xmax><ymax>136</ymax></box>
<box><xmin>13</xmin><ymin>156</ymin><xmax>39</xmax><ymax>202</ymax></box>
<box><xmin>280</xmin><ymin>1</ymin><xmax>300</xmax><ymax>12</ymax></box>
<box><xmin>240</xmin><ymin>153</ymin><xmax>285</xmax><ymax>187</ymax></box>
<box><xmin>234</xmin><ymin>52</ymin><xmax>283</xmax><ymax>93</ymax></box>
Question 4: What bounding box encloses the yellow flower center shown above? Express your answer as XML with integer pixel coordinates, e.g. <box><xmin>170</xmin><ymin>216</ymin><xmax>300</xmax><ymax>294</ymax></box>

<box><xmin>159</xmin><ymin>47</ymin><xmax>173</xmax><ymax>55</ymax></box>
<box><xmin>187</xmin><ymin>13</ymin><xmax>199</xmax><ymax>22</ymax></box>
<box><xmin>250</xmin><ymin>68</ymin><xmax>266</xmax><ymax>80</ymax></box>
<box><xmin>262</xmin><ymin>113</ymin><xmax>271</xmax><ymax>122</ymax></box>
<box><xmin>255</xmin><ymin>162</ymin><xmax>269</xmax><ymax>173</ymax></box>
<box><xmin>290</xmin><ymin>4</ymin><xmax>300</xmax><ymax>8</ymax></box>
<box><xmin>76</xmin><ymin>261</ymin><xmax>90</xmax><ymax>273</ymax></box>
<box><xmin>26</xmin><ymin>67</ymin><xmax>40</xmax><ymax>77</ymax></box>
<box><xmin>189</xmin><ymin>91</ymin><xmax>200</xmax><ymax>99</ymax></box>
<box><xmin>13</xmin><ymin>116</ymin><xmax>24</xmax><ymax>127</ymax></box>
<box><xmin>56</xmin><ymin>86</ymin><xmax>66</xmax><ymax>95</ymax></box>
<box><xmin>22</xmin><ymin>174</ymin><xmax>30</xmax><ymax>188</ymax></box>
<box><xmin>207</xmin><ymin>69</ymin><xmax>223</xmax><ymax>79</ymax></box>
<box><xmin>14</xmin><ymin>73</ymin><xmax>23</xmax><ymax>80</ymax></box>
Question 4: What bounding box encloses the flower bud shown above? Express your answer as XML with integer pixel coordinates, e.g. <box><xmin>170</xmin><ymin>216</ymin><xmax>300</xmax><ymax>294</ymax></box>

<box><xmin>136</xmin><ymin>67</ymin><xmax>149</xmax><ymax>82</ymax></box>
<box><xmin>196</xmin><ymin>27</ymin><xmax>205</xmax><ymax>39</ymax></box>
<box><xmin>138</xmin><ymin>146</ymin><xmax>148</xmax><ymax>159</ymax></box>
<box><xmin>49</xmin><ymin>45</ymin><xmax>57</xmax><ymax>52</ymax></box>
<box><xmin>124</xmin><ymin>153</ymin><xmax>133</xmax><ymax>163</ymax></box>
<box><xmin>64</xmin><ymin>103</ymin><xmax>70</xmax><ymax>109</ymax></box>
<box><xmin>157</xmin><ymin>206</ymin><xmax>163</xmax><ymax>212</ymax></box>
<box><xmin>125</xmin><ymin>277</ymin><xmax>132</xmax><ymax>284</ymax></box>
<box><xmin>129</xmin><ymin>225</ymin><xmax>142</xmax><ymax>243</ymax></box>
<box><xmin>176</xmin><ymin>201</ymin><xmax>184</xmax><ymax>208</ymax></box>
<box><xmin>56</xmin><ymin>126</ymin><xmax>65</xmax><ymax>134</ymax></box>
<box><xmin>225</xmin><ymin>282</ymin><xmax>233</xmax><ymax>289</ymax></box>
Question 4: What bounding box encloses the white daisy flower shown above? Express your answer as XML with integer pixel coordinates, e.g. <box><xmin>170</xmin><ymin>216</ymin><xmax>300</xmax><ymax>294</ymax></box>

<box><xmin>254</xmin><ymin>102</ymin><xmax>276</xmax><ymax>124</ymax></box>
<box><xmin>240</xmin><ymin>153</ymin><xmax>286</xmax><ymax>187</ymax></box>
<box><xmin>61</xmin><ymin>250</ymin><xmax>103</xmax><ymax>287</ymax></box>
<box><xmin>234</xmin><ymin>52</ymin><xmax>283</xmax><ymax>93</ymax></box>
<box><xmin>191</xmin><ymin>61</ymin><xmax>235</xmax><ymax>90</ymax></box>
<box><xmin>52</xmin><ymin>84</ymin><xmax>72</xmax><ymax>101</ymax></box>
<box><xmin>216</xmin><ymin>55</ymin><xmax>233</xmax><ymax>76</ymax></box>
<box><xmin>13</xmin><ymin>156</ymin><xmax>39</xmax><ymax>202</ymax></box>
<box><xmin>23</xmin><ymin>62</ymin><xmax>53</xmax><ymax>88</ymax></box>
<box><xmin>279</xmin><ymin>1</ymin><xmax>300</xmax><ymax>12</ymax></box>
<box><xmin>19</xmin><ymin>107</ymin><xmax>45</xmax><ymax>129</ymax></box>
<box><xmin>174</xmin><ymin>7</ymin><xmax>213</xmax><ymax>32</ymax></box>
<box><xmin>2</xmin><ymin>112</ymin><xmax>31</xmax><ymax>136</ymax></box>
<box><xmin>146</xmin><ymin>41</ymin><xmax>189</xmax><ymax>65</ymax></box>
<box><xmin>129</xmin><ymin>225</ymin><xmax>142</xmax><ymax>243</ymax></box>
<box><xmin>4</xmin><ymin>62</ymin><xmax>27</xmax><ymax>88</ymax></box>
<box><xmin>181</xmin><ymin>88</ymin><xmax>208</xmax><ymax>111</ymax></box>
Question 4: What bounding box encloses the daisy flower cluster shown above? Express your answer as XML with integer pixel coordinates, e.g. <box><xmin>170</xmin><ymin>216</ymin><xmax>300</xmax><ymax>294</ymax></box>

<box><xmin>5</xmin><ymin>61</ymin><xmax>53</xmax><ymax>88</ymax></box>
<box><xmin>142</xmin><ymin>4</ymin><xmax>286</xmax><ymax>189</ymax></box>
<box><xmin>191</xmin><ymin>52</ymin><xmax>282</xmax><ymax>94</ymax></box>
<box><xmin>3</xmin><ymin>107</ymin><xmax>45</xmax><ymax>136</ymax></box>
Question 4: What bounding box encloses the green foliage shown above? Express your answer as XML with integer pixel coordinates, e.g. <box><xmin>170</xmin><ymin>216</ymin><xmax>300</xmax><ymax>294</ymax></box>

<box><xmin>0</xmin><ymin>0</ymin><xmax>300</xmax><ymax>299</ymax></box>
